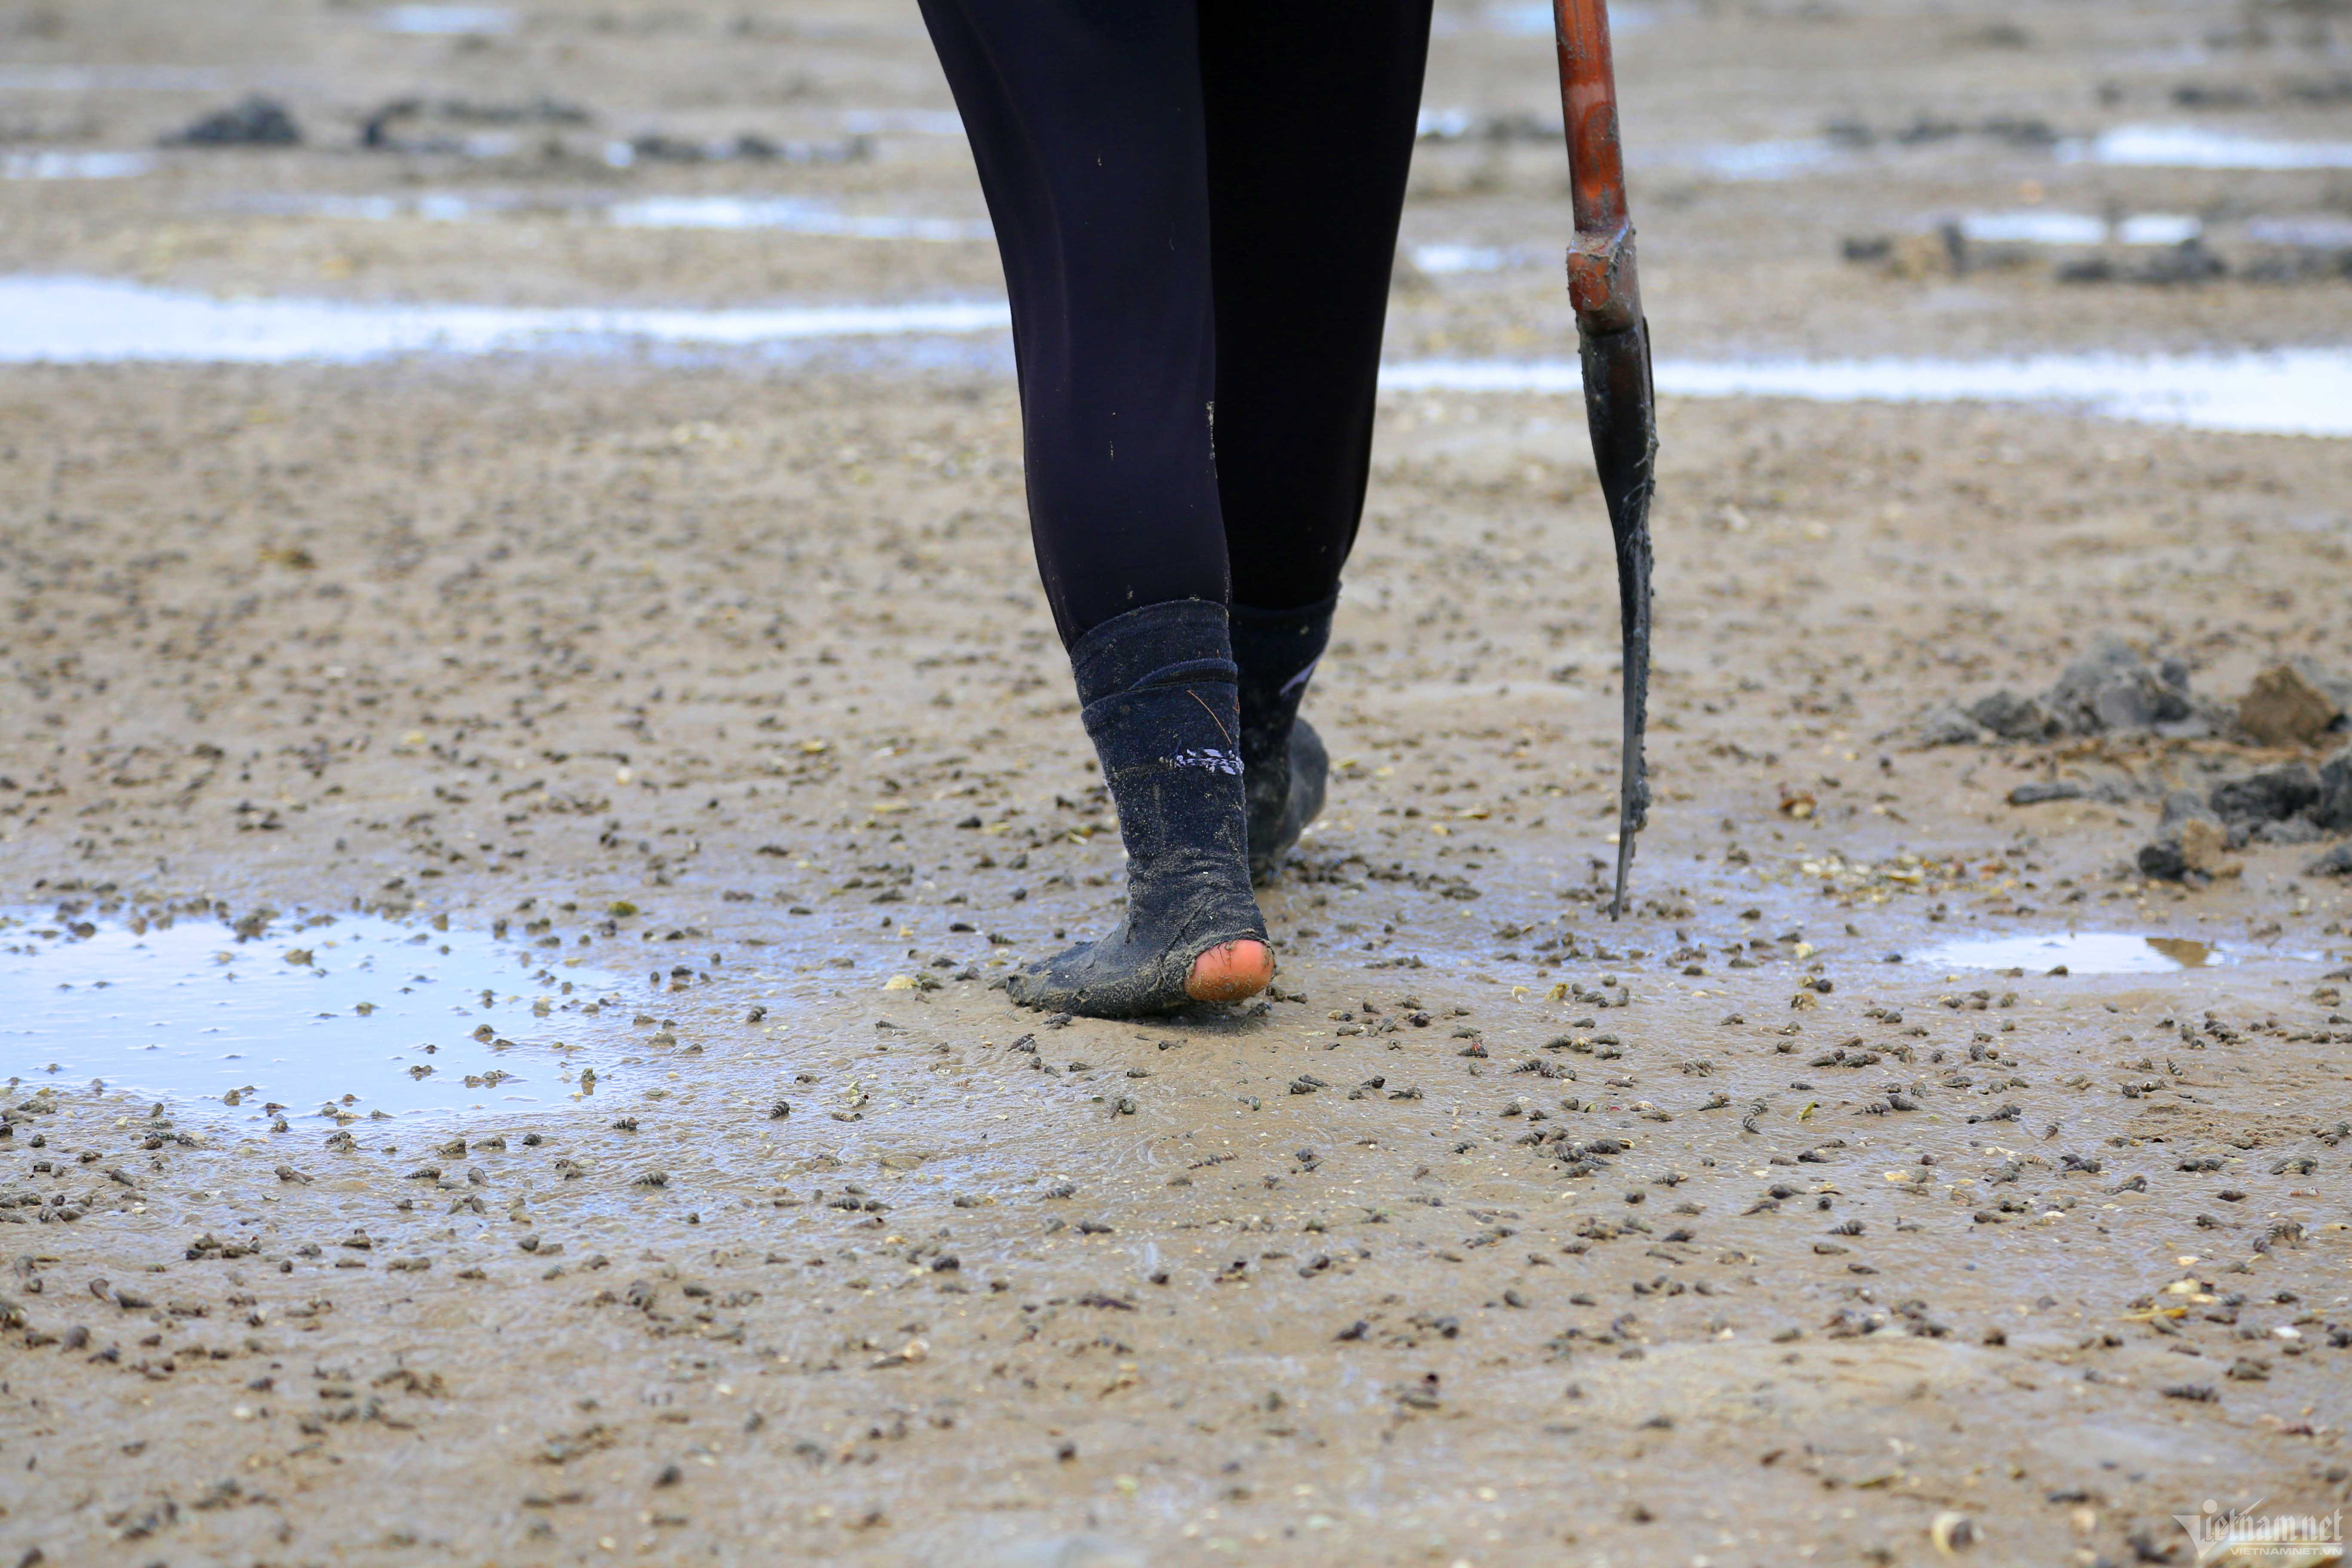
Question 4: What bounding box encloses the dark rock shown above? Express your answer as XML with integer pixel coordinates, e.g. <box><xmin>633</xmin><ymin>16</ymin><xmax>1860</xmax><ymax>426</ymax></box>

<box><xmin>2210</xmin><ymin>764</ymin><xmax>2319</xmax><ymax>825</ymax></box>
<box><xmin>1917</xmin><ymin>703</ymin><xmax>1986</xmax><ymax>747</ymax></box>
<box><xmin>2142</xmin><ymin>815</ymin><xmax>2242</xmax><ymax>882</ymax></box>
<box><xmin>2138</xmin><ymin>239</ymin><xmax>2228</xmax><ymax>285</ymax></box>
<box><xmin>2138</xmin><ymin>839</ymin><xmax>2189</xmax><ymax>881</ymax></box>
<box><xmin>1968</xmin><ymin>690</ymin><xmax>2058</xmax><ymax>741</ymax></box>
<box><xmin>2008</xmin><ymin>781</ymin><xmax>2084</xmax><ymax>806</ymax></box>
<box><xmin>2314</xmin><ymin>753</ymin><xmax>2352</xmax><ymax>833</ymax></box>
<box><xmin>2044</xmin><ymin>636</ymin><xmax>2193</xmax><ymax>735</ymax></box>
<box><xmin>2157</xmin><ymin>790</ymin><xmax>2217</xmax><ymax>832</ymax></box>
<box><xmin>2306</xmin><ymin>843</ymin><xmax>2352</xmax><ymax>878</ymax></box>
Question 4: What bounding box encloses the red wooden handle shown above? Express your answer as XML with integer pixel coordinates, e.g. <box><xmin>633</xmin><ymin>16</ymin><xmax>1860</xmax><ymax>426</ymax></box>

<box><xmin>1553</xmin><ymin>0</ymin><xmax>1626</xmax><ymax>232</ymax></box>
<box><xmin>1553</xmin><ymin>0</ymin><xmax>1641</xmax><ymax>332</ymax></box>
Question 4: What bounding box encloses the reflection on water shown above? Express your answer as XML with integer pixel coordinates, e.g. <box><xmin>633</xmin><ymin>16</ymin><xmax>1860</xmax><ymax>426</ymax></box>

<box><xmin>605</xmin><ymin>196</ymin><xmax>990</xmax><ymax>240</ymax></box>
<box><xmin>2066</xmin><ymin>125</ymin><xmax>2352</xmax><ymax>171</ymax></box>
<box><xmin>1433</xmin><ymin>1</ymin><xmax>1655</xmax><ymax>35</ymax></box>
<box><xmin>2</xmin><ymin>151</ymin><xmax>155</xmax><ymax>180</ymax></box>
<box><xmin>0</xmin><ymin>276</ymin><xmax>1013</xmax><ymax>365</ymax></box>
<box><xmin>837</xmin><ymin>109</ymin><xmax>967</xmax><ymax>138</ymax></box>
<box><xmin>1957</xmin><ymin>211</ymin><xmax>2200</xmax><ymax>245</ymax></box>
<box><xmin>1380</xmin><ymin>348</ymin><xmax>2352</xmax><ymax>438</ymax></box>
<box><xmin>1</xmin><ymin>910</ymin><xmax>628</xmax><ymax>1121</ymax></box>
<box><xmin>224</xmin><ymin>189</ymin><xmax>992</xmax><ymax>239</ymax></box>
<box><xmin>11</xmin><ymin>273</ymin><xmax>2335</xmax><ymax>442</ymax></box>
<box><xmin>1960</xmin><ymin>211</ymin><xmax>2106</xmax><ymax>245</ymax></box>
<box><xmin>1910</xmin><ymin>932</ymin><xmax>2218</xmax><ymax>974</ymax></box>
<box><xmin>374</xmin><ymin>4</ymin><xmax>516</xmax><ymax>33</ymax></box>
<box><xmin>1409</xmin><ymin>242</ymin><xmax>1537</xmax><ymax>275</ymax></box>
<box><xmin>0</xmin><ymin>66</ymin><xmax>250</xmax><ymax>91</ymax></box>
<box><xmin>2247</xmin><ymin>215</ymin><xmax>2352</xmax><ymax>248</ymax></box>
<box><xmin>1681</xmin><ymin>138</ymin><xmax>1841</xmax><ymax>180</ymax></box>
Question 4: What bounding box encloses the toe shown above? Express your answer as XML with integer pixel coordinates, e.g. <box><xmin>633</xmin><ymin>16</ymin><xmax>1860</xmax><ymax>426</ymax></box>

<box><xmin>1184</xmin><ymin>939</ymin><xmax>1274</xmax><ymax>1003</ymax></box>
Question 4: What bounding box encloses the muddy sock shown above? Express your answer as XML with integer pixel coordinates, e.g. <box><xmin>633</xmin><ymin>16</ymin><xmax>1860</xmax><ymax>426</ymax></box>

<box><xmin>1231</xmin><ymin>592</ymin><xmax>1335</xmax><ymax>882</ymax></box>
<box><xmin>1004</xmin><ymin>600</ymin><xmax>1270</xmax><ymax>1018</ymax></box>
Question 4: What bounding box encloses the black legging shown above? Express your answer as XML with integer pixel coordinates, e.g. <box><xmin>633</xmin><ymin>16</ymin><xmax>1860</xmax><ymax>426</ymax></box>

<box><xmin>917</xmin><ymin>0</ymin><xmax>1433</xmax><ymax>643</ymax></box>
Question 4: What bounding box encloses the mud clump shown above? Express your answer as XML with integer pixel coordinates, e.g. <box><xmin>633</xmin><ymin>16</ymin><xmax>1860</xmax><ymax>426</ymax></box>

<box><xmin>1930</xmin><ymin>644</ymin><xmax>2351</xmax><ymax>753</ymax></box>
<box><xmin>2138</xmin><ymin>804</ymin><xmax>2241</xmax><ymax>884</ymax></box>
<box><xmin>1926</xmin><ymin>634</ymin><xmax>2202</xmax><ymax>744</ymax></box>
<box><xmin>2239</xmin><ymin>660</ymin><xmax>2352</xmax><ymax>748</ymax></box>
<box><xmin>2139</xmin><ymin>754</ymin><xmax>2352</xmax><ymax>882</ymax></box>
<box><xmin>2046</xmin><ymin>638</ymin><xmax>2201</xmax><ymax>733</ymax></box>
<box><xmin>359</xmin><ymin>95</ymin><xmax>593</xmax><ymax>151</ymax></box>
<box><xmin>165</xmin><ymin>96</ymin><xmax>302</xmax><ymax>148</ymax></box>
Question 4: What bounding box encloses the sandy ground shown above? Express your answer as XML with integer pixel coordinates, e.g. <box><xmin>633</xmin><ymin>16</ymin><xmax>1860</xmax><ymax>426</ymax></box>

<box><xmin>3</xmin><ymin>2</ymin><xmax>2351</xmax><ymax>1565</ymax></box>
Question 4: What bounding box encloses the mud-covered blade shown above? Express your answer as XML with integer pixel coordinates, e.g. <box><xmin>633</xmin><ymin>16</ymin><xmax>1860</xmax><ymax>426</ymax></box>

<box><xmin>1579</xmin><ymin>316</ymin><xmax>1655</xmax><ymax>919</ymax></box>
<box><xmin>1554</xmin><ymin>0</ymin><xmax>1654</xmax><ymax>917</ymax></box>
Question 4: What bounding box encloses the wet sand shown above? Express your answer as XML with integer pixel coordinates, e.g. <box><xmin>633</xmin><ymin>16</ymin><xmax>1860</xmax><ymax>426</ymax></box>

<box><xmin>3</xmin><ymin>1</ymin><xmax>2350</xmax><ymax>1564</ymax></box>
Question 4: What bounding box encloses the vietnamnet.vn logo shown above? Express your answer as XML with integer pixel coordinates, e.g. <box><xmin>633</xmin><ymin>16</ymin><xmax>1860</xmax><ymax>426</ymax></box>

<box><xmin>2172</xmin><ymin>1498</ymin><xmax>2344</xmax><ymax>1566</ymax></box>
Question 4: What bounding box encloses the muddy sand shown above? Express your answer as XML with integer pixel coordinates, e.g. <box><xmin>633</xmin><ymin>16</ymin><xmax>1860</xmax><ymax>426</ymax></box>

<box><xmin>3</xmin><ymin>1</ymin><xmax>2351</xmax><ymax>1565</ymax></box>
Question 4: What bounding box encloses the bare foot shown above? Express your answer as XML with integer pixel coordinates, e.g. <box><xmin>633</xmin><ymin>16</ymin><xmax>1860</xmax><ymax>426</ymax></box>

<box><xmin>1184</xmin><ymin>939</ymin><xmax>1274</xmax><ymax>1002</ymax></box>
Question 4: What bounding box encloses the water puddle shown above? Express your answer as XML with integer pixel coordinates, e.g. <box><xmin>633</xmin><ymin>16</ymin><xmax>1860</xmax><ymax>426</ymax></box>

<box><xmin>1433</xmin><ymin>1</ymin><xmax>1655</xmax><ymax>36</ymax></box>
<box><xmin>1957</xmin><ymin>211</ymin><xmax>2199</xmax><ymax>245</ymax></box>
<box><xmin>224</xmin><ymin>189</ymin><xmax>989</xmax><ymax>239</ymax></box>
<box><xmin>374</xmin><ymin>4</ymin><xmax>517</xmax><ymax>34</ymax></box>
<box><xmin>12</xmin><ymin>273</ymin><xmax>2337</xmax><ymax>441</ymax></box>
<box><xmin>0</xmin><ymin>150</ymin><xmax>154</xmax><ymax>180</ymax></box>
<box><xmin>0</xmin><ymin>909</ymin><xmax>626</xmax><ymax>1123</ymax></box>
<box><xmin>2246</xmin><ymin>214</ymin><xmax>2352</xmax><ymax>248</ymax></box>
<box><xmin>603</xmin><ymin>196</ymin><xmax>990</xmax><ymax>240</ymax></box>
<box><xmin>836</xmin><ymin>109</ymin><xmax>968</xmax><ymax>138</ymax></box>
<box><xmin>1380</xmin><ymin>349</ymin><xmax>2352</xmax><ymax>438</ymax></box>
<box><xmin>2064</xmin><ymin>125</ymin><xmax>2352</xmax><ymax>171</ymax></box>
<box><xmin>1408</xmin><ymin>242</ymin><xmax>1540</xmax><ymax>275</ymax></box>
<box><xmin>0</xmin><ymin>276</ymin><xmax>1011</xmax><ymax>365</ymax></box>
<box><xmin>1679</xmin><ymin>138</ymin><xmax>1844</xmax><ymax>181</ymax></box>
<box><xmin>1660</xmin><ymin>123</ymin><xmax>2352</xmax><ymax>182</ymax></box>
<box><xmin>0</xmin><ymin>66</ymin><xmax>254</xmax><ymax>92</ymax></box>
<box><xmin>1908</xmin><ymin>932</ymin><xmax>2221</xmax><ymax>974</ymax></box>
<box><xmin>235</xmin><ymin>191</ymin><xmax>512</xmax><ymax>223</ymax></box>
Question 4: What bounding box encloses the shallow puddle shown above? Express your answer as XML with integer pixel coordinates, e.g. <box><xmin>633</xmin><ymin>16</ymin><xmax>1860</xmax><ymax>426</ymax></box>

<box><xmin>11</xmin><ymin>274</ymin><xmax>2341</xmax><ymax>441</ymax></box>
<box><xmin>0</xmin><ymin>910</ymin><xmax>628</xmax><ymax>1123</ymax></box>
<box><xmin>1908</xmin><ymin>931</ymin><xmax>2222</xmax><ymax>974</ymax></box>
<box><xmin>1432</xmin><ymin>1</ymin><xmax>1655</xmax><ymax>35</ymax></box>
<box><xmin>1957</xmin><ymin>210</ymin><xmax>2199</xmax><ymax>245</ymax></box>
<box><xmin>2</xmin><ymin>151</ymin><xmax>155</xmax><ymax>180</ymax></box>
<box><xmin>374</xmin><ymin>4</ymin><xmax>514</xmax><ymax>33</ymax></box>
<box><xmin>603</xmin><ymin>196</ymin><xmax>990</xmax><ymax>240</ymax></box>
<box><xmin>2065</xmin><ymin>125</ymin><xmax>2352</xmax><ymax>171</ymax></box>
<box><xmin>837</xmin><ymin>108</ymin><xmax>968</xmax><ymax>138</ymax></box>
<box><xmin>0</xmin><ymin>65</ymin><xmax>252</xmax><ymax>91</ymax></box>
<box><xmin>2245</xmin><ymin>215</ymin><xmax>2352</xmax><ymax>248</ymax></box>
<box><xmin>1381</xmin><ymin>348</ymin><xmax>2352</xmax><ymax>437</ymax></box>
<box><xmin>230</xmin><ymin>190</ymin><xmax>990</xmax><ymax>239</ymax></box>
<box><xmin>1685</xmin><ymin>139</ymin><xmax>1844</xmax><ymax>180</ymax></box>
<box><xmin>0</xmin><ymin>276</ymin><xmax>1011</xmax><ymax>365</ymax></box>
<box><xmin>1408</xmin><ymin>242</ymin><xmax>1535</xmax><ymax>275</ymax></box>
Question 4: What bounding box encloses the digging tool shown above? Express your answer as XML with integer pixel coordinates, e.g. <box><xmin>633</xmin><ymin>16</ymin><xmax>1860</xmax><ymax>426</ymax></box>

<box><xmin>1551</xmin><ymin>0</ymin><xmax>1657</xmax><ymax>919</ymax></box>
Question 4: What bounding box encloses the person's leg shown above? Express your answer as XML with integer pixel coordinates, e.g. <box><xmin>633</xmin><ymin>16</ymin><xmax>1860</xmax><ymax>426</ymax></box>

<box><xmin>1199</xmin><ymin>0</ymin><xmax>1433</xmax><ymax>876</ymax></box>
<box><xmin>1200</xmin><ymin>0</ymin><xmax>1432</xmax><ymax>609</ymax></box>
<box><xmin>917</xmin><ymin>0</ymin><xmax>1271</xmax><ymax>1013</ymax></box>
<box><xmin>916</xmin><ymin>0</ymin><xmax>1228</xmax><ymax>643</ymax></box>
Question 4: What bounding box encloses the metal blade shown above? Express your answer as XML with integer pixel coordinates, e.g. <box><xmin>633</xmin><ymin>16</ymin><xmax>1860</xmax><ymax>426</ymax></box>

<box><xmin>1578</xmin><ymin>316</ymin><xmax>1656</xmax><ymax>919</ymax></box>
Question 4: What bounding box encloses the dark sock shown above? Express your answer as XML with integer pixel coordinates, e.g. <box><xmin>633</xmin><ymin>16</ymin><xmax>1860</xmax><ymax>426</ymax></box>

<box><xmin>1230</xmin><ymin>592</ymin><xmax>1335</xmax><ymax>881</ymax></box>
<box><xmin>1004</xmin><ymin>600</ymin><xmax>1269</xmax><ymax>1018</ymax></box>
